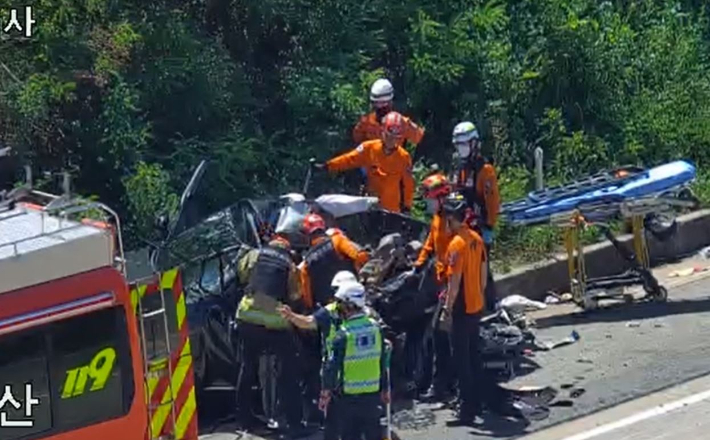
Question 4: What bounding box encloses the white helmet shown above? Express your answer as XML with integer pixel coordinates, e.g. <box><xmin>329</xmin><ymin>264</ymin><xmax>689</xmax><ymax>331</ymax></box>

<box><xmin>452</xmin><ymin>121</ymin><xmax>479</xmax><ymax>144</ymax></box>
<box><xmin>370</xmin><ymin>78</ymin><xmax>394</xmax><ymax>103</ymax></box>
<box><xmin>334</xmin><ymin>282</ymin><xmax>367</xmax><ymax>309</ymax></box>
<box><xmin>331</xmin><ymin>270</ymin><xmax>357</xmax><ymax>288</ymax></box>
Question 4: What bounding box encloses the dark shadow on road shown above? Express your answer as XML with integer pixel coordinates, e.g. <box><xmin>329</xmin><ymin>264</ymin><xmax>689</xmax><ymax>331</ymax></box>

<box><xmin>534</xmin><ymin>296</ymin><xmax>710</xmax><ymax>329</ymax></box>
<box><xmin>468</xmin><ymin>413</ymin><xmax>531</xmax><ymax>439</ymax></box>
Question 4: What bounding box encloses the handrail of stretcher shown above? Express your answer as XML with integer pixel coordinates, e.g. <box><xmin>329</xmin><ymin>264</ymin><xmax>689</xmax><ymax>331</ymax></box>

<box><xmin>506</xmin><ymin>194</ymin><xmax>697</xmax><ymax>228</ymax></box>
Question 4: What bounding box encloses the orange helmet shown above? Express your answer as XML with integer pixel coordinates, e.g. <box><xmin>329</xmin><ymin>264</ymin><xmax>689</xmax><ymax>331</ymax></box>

<box><xmin>382</xmin><ymin>111</ymin><xmax>404</xmax><ymax>137</ymax></box>
<box><xmin>421</xmin><ymin>173</ymin><xmax>452</xmax><ymax>199</ymax></box>
<box><xmin>302</xmin><ymin>213</ymin><xmax>326</xmax><ymax>235</ymax></box>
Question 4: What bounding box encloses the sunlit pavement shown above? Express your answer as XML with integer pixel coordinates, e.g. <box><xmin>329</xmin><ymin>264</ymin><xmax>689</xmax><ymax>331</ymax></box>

<box><xmin>519</xmin><ymin>372</ymin><xmax>710</xmax><ymax>440</ymax></box>
<box><xmin>200</xmin><ymin>256</ymin><xmax>710</xmax><ymax>439</ymax></box>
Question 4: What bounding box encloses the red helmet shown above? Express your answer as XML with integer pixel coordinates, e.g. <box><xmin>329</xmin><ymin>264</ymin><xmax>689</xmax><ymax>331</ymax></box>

<box><xmin>381</xmin><ymin>111</ymin><xmax>404</xmax><ymax>137</ymax></box>
<box><xmin>302</xmin><ymin>213</ymin><xmax>326</xmax><ymax>235</ymax></box>
<box><xmin>421</xmin><ymin>173</ymin><xmax>452</xmax><ymax>199</ymax></box>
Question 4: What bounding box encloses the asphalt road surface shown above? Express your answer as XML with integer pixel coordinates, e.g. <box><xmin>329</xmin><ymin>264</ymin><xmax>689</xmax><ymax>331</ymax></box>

<box><xmin>520</xmin><ymin>371</ymin><xmax>710</xmax><ymax>440</ymax></box>
<box><xmin>199</xmin><ymin>260</ymin><xmax>710</xmax><ymax>440</ymax></box>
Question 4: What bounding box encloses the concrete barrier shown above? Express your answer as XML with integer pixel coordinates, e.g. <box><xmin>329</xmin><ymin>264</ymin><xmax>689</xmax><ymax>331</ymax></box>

<box><xmin>495</xmin><ymin>209</ymin><xmax>710</xmax><ymax>301</ymax></box>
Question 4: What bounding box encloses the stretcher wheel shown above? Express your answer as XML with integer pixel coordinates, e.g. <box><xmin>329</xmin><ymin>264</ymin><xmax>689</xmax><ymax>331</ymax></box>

<box><xmin>651</xmin><ymin>286</ymin><xmax>668</xmax><ymax>302</ymax></box>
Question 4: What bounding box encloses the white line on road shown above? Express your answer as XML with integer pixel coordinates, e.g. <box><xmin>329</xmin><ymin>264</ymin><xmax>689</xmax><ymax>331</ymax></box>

<box><xmin>561</xmin><ymin>387</ymin><xmax>710</xmax><ymax>440</ymax></box>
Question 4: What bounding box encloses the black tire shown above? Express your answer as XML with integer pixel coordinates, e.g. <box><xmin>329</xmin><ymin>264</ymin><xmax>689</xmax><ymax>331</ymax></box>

<box><xmin>652</xmin><ymin>286</ymin><xmax>668</xmax><ymax>302</ymax></box>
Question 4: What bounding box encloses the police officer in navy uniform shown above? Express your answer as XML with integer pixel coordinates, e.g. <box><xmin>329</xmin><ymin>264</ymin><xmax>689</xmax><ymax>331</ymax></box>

<box><xmin>320</xmin><ymin>282</ymin><xmax>391</xmax><ymax>440</ymax></box>
<box><xmin>278</xmin><ymin>271</ymin><xmax>359</xmax><ymax>440</ymax></box>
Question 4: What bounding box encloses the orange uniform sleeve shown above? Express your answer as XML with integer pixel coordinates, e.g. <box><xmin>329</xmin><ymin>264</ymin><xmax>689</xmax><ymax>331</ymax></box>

<box><xmin>401</xmin><ymin>152</ymin><xmax>415</xmax><ymax>209</ymax></box>
<box><xmin>299</xmin><ymin>264</ymin><xmax>314</xmax><ymax>309</ymax></box>
<box><xmin>402</xmin><ymin>116</ymin><xmax>425</xmax><ymax>145</ymax></box>
<box><xmin>326</xmin><ymin>143</ymin><xmax>371</xmax><ymax>173</ymax></box>
<box><xmin>472</xmin><ymin>233</ymin><xmax>486</xmax><ymax>266</ymax></box>
<box><xmin>416</xmin><ymin>227</ymin><xmax>435</xmax><ymax>267</ymax></box>
<box><xmin>477</xmin><ymin>163</ymin><xmax>501</xmax><ymax>228</ymax></box>
<box><xmin>445</xmin><ymin>237</ymin><xmax>466</xmax><ymax>277</ymax></box>
<box><xmin>332</xmin><ymin>233</ymin><xmax>370</xmax><ymax>270</ymax></box>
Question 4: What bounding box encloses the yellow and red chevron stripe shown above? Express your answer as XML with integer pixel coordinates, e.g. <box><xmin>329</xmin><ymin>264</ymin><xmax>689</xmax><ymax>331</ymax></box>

<box><xmin>130</xmin><ymin>268</ymin><xmax>199</xmax><ymax>439</ymax></box>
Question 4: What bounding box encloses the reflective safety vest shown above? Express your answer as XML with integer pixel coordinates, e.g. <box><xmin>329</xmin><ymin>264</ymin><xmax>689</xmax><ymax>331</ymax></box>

<box><xmin>236</xmin><ymin>295</ymin><xmax>290</xmax><ymax>330</ymax></box>
<box><xmin>323</xmin><ymin>302</ymin><xmax>341</xmax><ymax>359</ymax></box>
<box><xmin>304</xmin><ymin>238</ymin><xmax>355</xmax><ymax>306</ymax></box>
<box><xmin>248</xmin><ymin>245</ymin><xmax>292</xmax><ymax>301</ymax></box>
<box><xmin>342</xmin><ymin>315</ymin><xmax>382</xmax><ymax>395</ymax></box>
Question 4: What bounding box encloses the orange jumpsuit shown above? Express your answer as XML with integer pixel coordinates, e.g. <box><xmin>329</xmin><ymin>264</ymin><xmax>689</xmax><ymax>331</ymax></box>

<box><xmin>299</xmin><ymin>233</ymin><xmax>369</xmax><ymax>309</ymax></box>
<box><xmin>352</xmin><ymin>112</ymin><xmax>425</xmax><ymax>146</ymax></box>
<box><xmin>326</xmin><ymin>139</ymin><xmax>415</xmax><ymax>213</ymax></box>
<box><xmin>415</xmin><ymin>212</ymin><xmax>455</xmax><ymax>283</ymax></box>
<box><xmin>453</xmin><ymin>159</ymin><xmax>500</xmax><ymax>228</ymax></box>
<box><xmin>445</xmin><ymin>225</ymin><xmax>487</xmax><ymax>314</ymax></box>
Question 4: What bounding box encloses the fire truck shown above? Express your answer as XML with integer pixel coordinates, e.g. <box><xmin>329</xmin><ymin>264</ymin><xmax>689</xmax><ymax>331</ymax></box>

<box><xmin>0</xmin><ymin>174</ymin><xmax>199</xmax><ymax>439</ymax></box>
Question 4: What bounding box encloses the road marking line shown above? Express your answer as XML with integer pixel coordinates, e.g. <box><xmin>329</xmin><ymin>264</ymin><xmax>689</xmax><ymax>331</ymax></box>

<box><xmin>561</xmin><ymin>387</ymin><xmax>710</xmax><ymax>440</ymax></box>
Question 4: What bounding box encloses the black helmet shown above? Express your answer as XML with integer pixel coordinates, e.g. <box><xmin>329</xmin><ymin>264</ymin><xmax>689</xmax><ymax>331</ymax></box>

<box><xmin>442</xmin><ymin>193</ymin><xmax>467</xmax><ymax>221</ymax></box>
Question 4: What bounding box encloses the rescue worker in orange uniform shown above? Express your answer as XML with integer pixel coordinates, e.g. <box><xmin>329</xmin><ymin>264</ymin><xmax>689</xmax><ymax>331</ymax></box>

<box><xmin>449</xmin><ymin>121</ymin><xmax>501</xmax><ymax>311</ymax></box>
<box><xmin>412</xmin><ymin>173</ymin><xmax>456</xmax><ymax>401</ymax></box>
<box><xmin>299</xmin><ymin>213</ymin><xmax>370</xmax><ymax>309</ymax></box>
<box><xmin>352</xmin><ymin>78</ymin><xmax>425</xmax><ymax>147</ymax></box>
<box><xmin>314</xmin><ymin>112</ymin><xmax>416</xmax><ymax>214</ymax></box>
<box><xmin>350</xmin><ymin>78</ymin><xmax>424</xmax><ymax>196</ymax></box>
<box><xmin>441</xmin><ymin>196</ymin><xmax>488</xmax><ymax>425</ymax></box>
<box><xmin>298</xmin><ymin>213</ymin><xmax>370</xmax><ymax>421</ymax></box>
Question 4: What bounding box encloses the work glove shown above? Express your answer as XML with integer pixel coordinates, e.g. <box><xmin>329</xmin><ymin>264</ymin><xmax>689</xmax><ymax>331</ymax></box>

<box><xmin>482</xmin><ymin>227</ymin><xmax>495</xmax><ymax>245</ymax></box>
<box><xmin>318</xmin><ymin>390</ymin><xmax>331</xmax><ymax>412</ymax></box>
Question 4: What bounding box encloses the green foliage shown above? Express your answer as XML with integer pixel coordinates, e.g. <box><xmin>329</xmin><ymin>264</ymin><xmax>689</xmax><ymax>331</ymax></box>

<box><xmin>1</xmin><ymin>0</ymin><xmax>710</xmax><ymax>268</ymax></box>
<box><xmin>693</xmin><ymin>169</ymin><xmax>710</xmax><ymax>206</ymax></box>
<box><xmin>123</xmin><ymin>161</ymin><xmax>179</xmax><ymax>245</ymax></box>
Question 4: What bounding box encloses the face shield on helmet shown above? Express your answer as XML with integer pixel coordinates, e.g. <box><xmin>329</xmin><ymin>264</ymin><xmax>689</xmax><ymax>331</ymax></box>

<box><xmin>452</xmin><ymin>121</ymin><xmax>480</xmax><ymax>161</ymax></box>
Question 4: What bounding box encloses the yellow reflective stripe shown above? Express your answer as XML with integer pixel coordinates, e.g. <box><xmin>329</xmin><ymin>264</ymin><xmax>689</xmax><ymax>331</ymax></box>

<box><xmin>175</xmin><ymin>387</ymin><xmax>196</xmax><ymax>439</ymax></box>
<box><xmin>151</xmin><ymin>340</ymin><xmax>192</xmax><ymax>436</ymax></box>
<box><xmin>176</xmin><ymin>291</ymin><xmax>187</xmax><ymax>332</ymax></box>
<box><xmin>161</xmin><ymin>268</ymin><xmax>179</xmax><ymax>291</ymax></box>
<box><xmin>182</xmin><ymin>338</ymin><xmax>192</xmax><ymax>356</ymax></box>
<box><xmin>147</xmin><ymin>359</ymin><xmax>166</xmax><ymax>399</ymax></box>
<box><xmin>131</xmin><ymin>284</ymin><xmax>148</xmax><ymax>313</ymax></box>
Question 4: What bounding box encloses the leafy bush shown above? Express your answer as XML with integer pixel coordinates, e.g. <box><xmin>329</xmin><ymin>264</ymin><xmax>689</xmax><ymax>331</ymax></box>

<box><xmin>1</xmin><ymin>0</ymin><xmax>709</xmax><ymax>262</ymax></box>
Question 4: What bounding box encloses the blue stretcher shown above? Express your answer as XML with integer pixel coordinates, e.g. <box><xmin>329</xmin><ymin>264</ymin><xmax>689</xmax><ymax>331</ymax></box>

<box><xmin>502</xmin><ymin>160</ymin><xmax>697</xmax><ymax>226</ymax></box>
